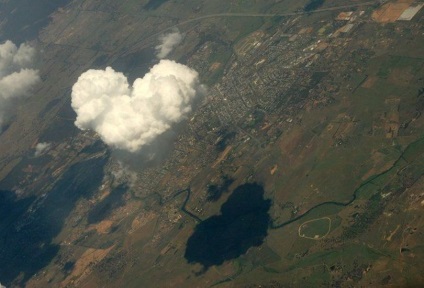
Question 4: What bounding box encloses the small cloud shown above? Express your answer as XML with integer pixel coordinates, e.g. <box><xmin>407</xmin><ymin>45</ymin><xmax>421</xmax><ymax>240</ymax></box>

<box><xmin>155</xmin><ymin>29</ymin><xmax>183</xmax><ymax>59</ymax></box>
<box><xmin>112</xmin><ymin>161</ymin><xmax>138</xmax><ymax>187</ymax></box>
<box><xmin>34</xmin><ymin>142</ymin><xmax>51</xmax><ymax>157</ymax></box>
<box><xmin>0</xmin><ymin>282</ymin><xmax>6</xmax><ymax>288</ymax></box>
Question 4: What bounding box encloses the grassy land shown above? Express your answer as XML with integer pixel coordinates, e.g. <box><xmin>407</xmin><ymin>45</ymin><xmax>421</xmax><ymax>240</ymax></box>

<box><xmin>299</xmin><ymin>217</ymin><xmax>331</xmax><ymax>239</ymax></box>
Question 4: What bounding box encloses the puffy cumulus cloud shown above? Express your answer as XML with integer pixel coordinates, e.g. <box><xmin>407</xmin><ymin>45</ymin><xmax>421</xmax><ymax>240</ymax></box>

<box><xmin>34</xmin><ymin>142</ymin><xmax>51</xmax><ymax>157</ymax></box>
<box><xmin>0</xmin><ymin>40</ymin><xmax>36</xmax><ymax>77</ymax></box>
<box><xmin>0</xmin><ymin>282</ymin><xmax>5</xmax><ymax>288</ymax></box>
<box><xmin>71</xmin><ymin>59</ymin><xmax>202</xmax><ymax>152</ymax></box>
<box><xmin>155</xmin><ymin>29</ymin><xmax>183</xmax><ymax>59</ymax></box>
<box><xmin>0</xmin><ymin>40</ymin><xmax>39</xmax><ymax>129</ymax></box>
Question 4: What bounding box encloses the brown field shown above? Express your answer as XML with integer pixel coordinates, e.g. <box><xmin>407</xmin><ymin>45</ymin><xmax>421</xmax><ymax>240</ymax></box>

<box><xmin>298</xmin><ymin>27</ymin><xmax>313</xmax><ymax>34</ymax></box>
<box><xmin>212</xmin><ymin>145</ymin><xmax>232</xmax><ymax>168</ymax></box>
<box><xmin>361</xmin><ymin>76</ymin><xmax>378</xmax><ymax>88</ymax></box>
<box><xmin>209</xmin><ymin>62</ymin><xmax>222</xmax><ymax>71</ymax></box>
<box><xmin>60</xmin><ymin>246</ymin><xmax>115</xmax><ymax>287</ymax></box>
<box><xmin>372</xmin><ymin>0</ymin><xmax>413</xmax><ymax>23</ymax></box>
<box><xmin>279</xmin><ymin>128</ymin><xmax>303</xmax><ymax>155</ymax></box>
<box><xmin>388</xmin><ymin>67</ymin><xmax>415</xmax><ymax>85</ymax></box>
<box><xmin>270</xmin><ymin>164</ymin><xmax>278</xmax><ymax>175</ymax></box>
<box><xmin>336</xmin><ymin>11</ymin><xmax>353</xmax><ymax>21</ymax></box>
<box><xmin>91</xmin><ymin>220</ymin><xmax>114</xmax><ymax>234</ymax></box>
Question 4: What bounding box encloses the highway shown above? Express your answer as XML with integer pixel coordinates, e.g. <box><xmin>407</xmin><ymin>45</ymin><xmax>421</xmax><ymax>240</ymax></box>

<box><xmin>131</xmin><ymin>0</ymin><xmax>382</xmax><ymax>50</ymax></box>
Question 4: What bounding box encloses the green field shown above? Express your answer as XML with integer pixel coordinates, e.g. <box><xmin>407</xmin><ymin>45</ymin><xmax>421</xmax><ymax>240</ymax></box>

<box><xmin>298</xmin><ymin>217</ymin><xmax>331</xmax><ymax>239</ymax></box>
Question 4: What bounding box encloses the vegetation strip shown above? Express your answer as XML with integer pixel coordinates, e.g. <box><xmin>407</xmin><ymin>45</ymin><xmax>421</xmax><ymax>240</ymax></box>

<box><xmin>270</xmin><ymin>136</ymin><xmax>424</xmax><ymax>230</ymax></box>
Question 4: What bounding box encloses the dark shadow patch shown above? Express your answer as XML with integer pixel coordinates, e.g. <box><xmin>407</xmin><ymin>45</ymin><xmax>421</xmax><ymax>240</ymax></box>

<box><xmin>87</xmin><ymin>184</ymin><xmax>128</xmax><ymax>224</ymax></box>
<box><xmin>0</xmin><ymin>115</ymin><xmax>15</xmax><ymax>134</ymax></box>
<box><xmin>184</xmin><ymin>183</ymin><xmax>271</xmax><ymax>269</ymax></box>
<box><xmin>79</xmin><ymin>140</ymin><xmax>107</xmax><ymax>155</ymax></box>
<box><xmin>143</xmin><ymin>0</ymin><xmax>170</xmax><ymax>10</ymax></box>
<box><xmin>38</xmin><ymin>98</ymin><xmax>61</xmax><ymax>118</ymax></box>
<box><xmin>0</xmin><ymin>0</ymin><xmax>71</xmax><ymax>43</ymax></box>
<box><xmin>242</xmin><ymin>108</ymin><xmax>266</xmax><ymax>129</ymax></box>
<box><xmin>304</xmin><ymin>0</ymin><xmax>325</xmax><ymax>12</ymax></box>
<box><xmin>39</xmin><ymin>96</ymin><xmax>78</xmax><ymax>143</ymax></box>
<box><xmin>63</xmin><ymin>261</ymin><xmax>75</xmax><ymax>273</ymax></box>
<box><xmin>0</xmin><ymin>190</ymin><xmax>35</xmax><ymax>231</ymax></box>
<box><xmin>111</xmin><ymin>48</ymin><xmax>155</xmax><ymax>83</ymax></box>
<box><xmin>92</xmin><ymin>54</ymin><xmax>110</xmax><ymax>68</ymax></box>
<box><xmin>215</xmin><ymin>130</ymin><xmax>236</xmax><ymax>152</ymax></box>
<box><xmin>206</xmin><ymin>175</ymin><xmax>234</xmax><ymax>202</ymax></box>
<box><xmin>0</xmin><ymin>155</ymin><xmax>108</xmax><ymax>286</ymax></box>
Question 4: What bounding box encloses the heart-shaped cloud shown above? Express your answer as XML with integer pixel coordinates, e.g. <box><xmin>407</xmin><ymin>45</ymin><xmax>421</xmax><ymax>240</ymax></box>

<box><xmin>71</xmin><ymin>60</ymin><xmax>202</xmax><ymax>152</ymax></box>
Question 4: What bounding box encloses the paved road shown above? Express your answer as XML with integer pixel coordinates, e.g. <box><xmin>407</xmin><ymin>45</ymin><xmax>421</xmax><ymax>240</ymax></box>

<box><xmin>132</xmin><ymin>0</ymin><xmax>382</xmax><ymax>49</ymax></box>
<box><xmin>172</xmin><ymin>0</ymin><xmax>380</xmax><ymax>26</ymax></box>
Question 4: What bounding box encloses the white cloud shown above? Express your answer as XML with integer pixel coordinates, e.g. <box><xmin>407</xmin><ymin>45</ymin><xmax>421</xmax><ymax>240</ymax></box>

<box><xmin>155</xmin><ymin>29</ymin><xmax>183</xmax><ymax>59</ymax></box>
<box><xmin>0</xmin><ymin>282</ymin><xmax>6</xmax><ymax>288</ymax></box>
<box><xmin>0</xmin><ymin>40</ymin><xmax>40</xmax><ymax>130</ymax></box>
<box><xmin>112</xmin><ymin>161</ymin><xmax>138</xmax><ymax>187</ymax></box>
<box><xmin>34</xmin><ymin>142</ymin><xmax>51</xmax><ymax>157</ymax></box>
<box><xmin>71</xmin><ymin>60</ymin><xmax>202</xmax><ymax>152</ymax></box>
